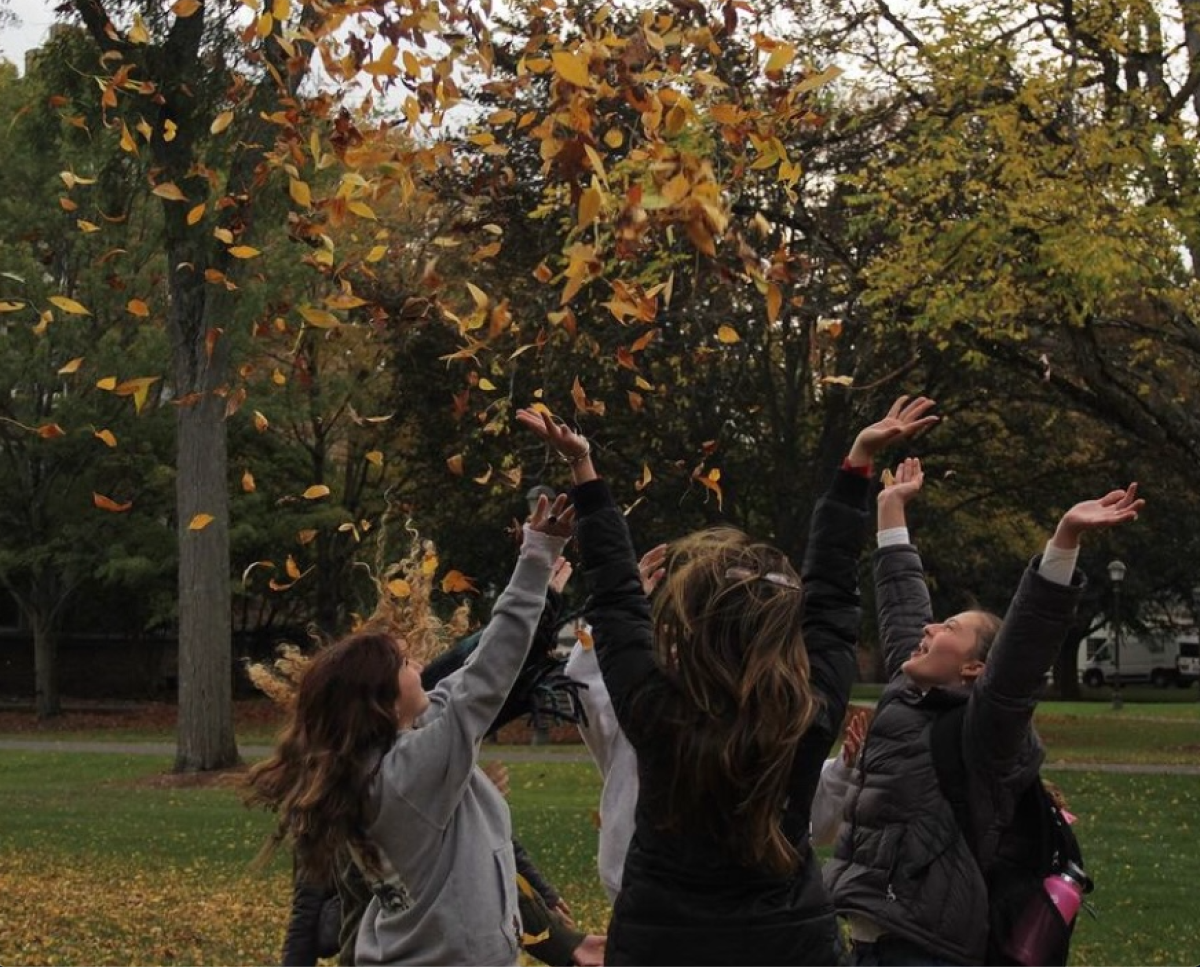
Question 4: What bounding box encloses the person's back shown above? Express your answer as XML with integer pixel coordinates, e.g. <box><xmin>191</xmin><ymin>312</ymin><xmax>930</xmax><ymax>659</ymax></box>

<box><xmin>824</xmin><ymin>454</ymin><xmax>1143</xmax><ymax>966</ymax></box>
<box><xmin>517</xmin><ymin>397</ymin><xmax>940</xmax><ymax>966</ymax></box>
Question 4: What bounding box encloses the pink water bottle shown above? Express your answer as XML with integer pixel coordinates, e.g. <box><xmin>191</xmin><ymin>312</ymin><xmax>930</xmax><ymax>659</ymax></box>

<box><xmin>1043</xmin><ymin>865</ymin><xmax>1085</xmax><ymax>923</ymax></box>
<box><xmin>1009</xmin><ymin>862</ymin><xmax>1088</xmax><ymax>966</ymax></box>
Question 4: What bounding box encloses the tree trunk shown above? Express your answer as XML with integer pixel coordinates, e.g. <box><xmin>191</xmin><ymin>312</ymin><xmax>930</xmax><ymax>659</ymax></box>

<box><xmin>171</xmin><ymin>261</ymin><xmax>239</xmax><ymax>772</ymax></box>
<box><xmin>32</xmin><ymin>611</ymin><xmax>60</xmax><ymax>720</ymax></box>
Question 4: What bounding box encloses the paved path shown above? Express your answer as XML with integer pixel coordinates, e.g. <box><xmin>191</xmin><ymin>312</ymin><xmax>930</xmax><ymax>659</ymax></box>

<box><xmin>0</xmin><ymin>738</ymin><xmax>1196</xmax><ymax>773</ymax></box>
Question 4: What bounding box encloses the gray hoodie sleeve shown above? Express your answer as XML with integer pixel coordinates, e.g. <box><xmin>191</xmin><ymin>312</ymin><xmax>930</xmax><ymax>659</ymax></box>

<box><xmin>376</xmin><ymin>527</ymin><xmax>566</xmax><ymax>825</ymax></box>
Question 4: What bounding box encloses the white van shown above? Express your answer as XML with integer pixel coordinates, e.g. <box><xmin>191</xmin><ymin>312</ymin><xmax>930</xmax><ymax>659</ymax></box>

<box><xmin>1079</xmin><ymin>627</ymin><xmax>1198</xmax><ymax>688</ymax></box>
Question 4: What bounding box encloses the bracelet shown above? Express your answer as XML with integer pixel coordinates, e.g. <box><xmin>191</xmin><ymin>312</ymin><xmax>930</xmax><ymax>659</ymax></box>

<box><xmin>560</xmin><ymin>441</ymin><xmax>591</xmax><ymax>466</ymax></box>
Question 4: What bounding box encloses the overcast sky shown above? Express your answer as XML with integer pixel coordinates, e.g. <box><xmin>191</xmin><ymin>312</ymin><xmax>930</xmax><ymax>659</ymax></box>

<box><xmin>1</xmin><ymin>0</ymin><xmax>65</xmax><ymax>72</ymax></box>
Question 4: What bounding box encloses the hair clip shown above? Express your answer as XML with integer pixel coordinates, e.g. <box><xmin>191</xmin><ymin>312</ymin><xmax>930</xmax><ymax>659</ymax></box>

<box><xmin>724</xmin><ymin>566</ymin><xmax>801</xmax><ymax>590</ymax></box>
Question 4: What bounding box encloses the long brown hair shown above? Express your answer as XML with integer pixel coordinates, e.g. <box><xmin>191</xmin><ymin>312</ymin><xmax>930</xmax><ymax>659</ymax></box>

<box><xmin>245</xmin><ymin>630</ymin><xmax>404</xmax><ymax>882</ymax></box>
<box><xmin>651</xmin><ymin>527</ymin><xmax>817</xmax><ymax>875</ymax></box>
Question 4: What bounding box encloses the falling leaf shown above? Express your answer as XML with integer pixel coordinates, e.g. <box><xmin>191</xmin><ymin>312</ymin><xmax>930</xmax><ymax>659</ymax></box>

<box><xmin>94</xmin><ymin>493</ymin><xmax>132</xmax><ymax>513</ymax></box>
<box><xmin>129</xmin><ymin>12</ymin><xmax>150</xmax><ymax>43</ymax></box>
<box><xmin>36</xmin><ymin>423</ymin><xmax>65</xmax><ymax>439</ymax></box>
<box><xmin>881</xmin><ymin>468</ymin><xmax>896</xmax><ymax>488</ymax></box>
<box><xmin>552</xmin><ymin>51</ymin><xmax>591</xmax><ymax>87</ymax></box>
<box><xmin>253</xmin><ymin>410</ymin><xmax>269</xmax><ymax>432</ymax></box>
<box><xmin>820</xmin><ymin>375</ymin><xmax>855</xmax><ymax>387</ymax></box>
<box><xmin>189</xmin><ymin>513</ymin><xmax>214</xmax><ymax>530</ymax></box>
<box><xmin>228</xmin><ymin>245</ymin><xmax>260</xmax><ymax>259</ymax></box>
<box><xmin>298</xmin><ymin>305</ymin><xmax>340</xmax><ymax>328</ymax></box>
<box><xmin>365</xmin><ymin>450</ymin><xmax>383</xmax><ymax>467</ymax></box>
<box><xmin>289</xmin><ymin>178</ymin><xmax>312</xmax><ymax>207</ymax></box>
<box><xmin>0</xmin><ymin>301</ymin><xmax>25</xmax><ymax>312</ymax></box>
<box><xmin>127</xmin><ymin>299</ymin><xmax>150</xmax><ymax>317</ymax></box>
<box><xmin>186</xmin><ymin>203</ymin><xmax>206</xmax><ymax>225</ymax></box>
<box><xmin>302</xmin><ymin>484</ymin><xmax>331</xmax><ymax>500</ymax></box>
<box><xmin>297</xmin><ymin>529</ymin><xmax>317</xmax><ymax>545</ymax></box>
<box><xmin>94</xmin><ymin>429</ymin><xmax>117</xmax><ymax>447</ymax></box>
<box><xmin>441</xmin><ymin>569</ymin><xmax>477</xmax><ymax>593</ymax></box>
<box><xmin>765</xmin><ymin>42</ymin><xmax>797</xmax><ymax>74</ymax></box>
<box><xmin>57</xmin><ymin>357</ymin><xmax>84</xmax><ymax>375</ymax></box>
<box><xmin>96</xmin><ymin>376</ymin><xmax>117</xmax><ymax>391</ymax></box>
<box><xmin>173</xmin><ymin>0</ymin><xmax>200</xmax><ymax>12</ymax></box>
<box><xmin>478</xmin><ymin>378</ymin><xmax>497</xmax><ymax>391</ymax></box>
<box><xmin>285</xmin><ymin>555</ymin><xmax>302</xmax><ymax>580</ymax></box>
<box><xmin>211</xmin><ymin>111</ymin><xmax>234</xmax><ymax>134</ymax></box>
<box><xmin>766</xmin><ymin>284</ymin><xmax>783</xmax><ymax>324</ymax></box>
<box><xmin>50</xmin><ymin>296</ymin><xmax>90</xmax><ymax>315</ymax></box>
<box><xmin>151</xmin><ymin>182</ymin><xmax>187</xmax><ymax>201</ymax></box>
<box><xmin>635</xmin><ymin>463</ymin><xmax>652</xmax><ymax>492</ymax></box>
<box><xmin>577</xmin><ymin>625</ymin><xmax>594</xmax><ymax>650</ymax></box>
<box><xmin>578</xmin><ymin>187</ymin><xmax>602</xmax><ymax>229</ymax></box>
<box><xmin>447</xmin><ymin>454</ymin><xmax>464</xmax><ymax>475</ymax></box>
<box><xmin>717</xmin><ymin>325</ymin><xmax>740</xmax><ymax>344</ymax></box>
<box><xmin>241</xmin><ymin>469</ymin><xmax>256</xmax><ymax>492</ymax></box>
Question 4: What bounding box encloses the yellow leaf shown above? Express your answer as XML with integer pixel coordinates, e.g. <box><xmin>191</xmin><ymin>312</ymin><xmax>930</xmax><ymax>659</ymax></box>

<box><xmin>58</xmin><ymin>357</ymin><xmax>84</xmax><ymax>374</ymax></box>
<box><xmin>302</xmin><ymin>484</ymin><xmax>331</xmax><ymax>500</ymax></box>
<box><xmin>0</xmin><ymin>300</ymin><xmax>25</xmax><ymax>312</ymax></box>
<box><xmin>289</xmin><ymin>178</ymin><xmax>312</xmax><ymax>207</ymax></box>
<box><xmin>152</xmin><ymin>182</ymin><xmax>186</xmax><ymax>201</ymax></box>
<box><xmin>466</xmin><ymin>282</ymin><xmax>489</xmax><ymax>308</ymax></box>
<box><xmin>211</xmin><ymin>111</ymin><xmax>234</xmax><ymax>134</ymax></box>
<box><xmin>604</xmin><ymin>128</ymin><xmax>624</xmax><ymax>148</ymax></box>
<box><xmin>478</xmin><ymin>378</ymin><xmax>497</xmax><ymax>391</ymax></box>
<box><xmin>95</xmin><ymin>428</ymin><xmax>117</xmax><ymax>447</ymax></box>
<box><xmin>765</xmin><ymin>43</ymin><xmax>796</xmax><ymax>74</ymax></box>
<box><xmin>272</xmin><ymin>0</ymin><xmax>289</xmax><ymax>19</ymax></box>
<box><xmin>186</xmin><ymin>203</ymin><xmax>205</xmax><ymax>225</ymax></box>
<box><xmin>388</xmin><ymin>578</ymin><xmax>411</xmax><ymax>598</ymax></box>
<box><xmin>366</xmin><ymin>245</ymin><xmax>387</xmax><ymax>263</ymax></box>
<box><xmin>228</xmin><ymin>245</ymin><xmax>260</xmax><ymax>259</ymax></box>
<box><xmin>189</xmin><ymin>513</ymin><xmax>214</xmax><ymax>530</ymax></box>
<box><xmin>78</xmin><ymin>220</ymin><xmax>101</xmax><ymax>233</ymax></box>
<box><xmin>717</xmin><ymin>325</ymin><xmax>740</xmax><ymax>344</ymax></box>
<box><xmin>298</xmin><ymin>305</ymin><xmax>340</xmax><ymax>328</ymax></box>
<box><xmin>285</xmin><ymin>555</ymin><xmax>302</xmax><ymax>580</ymax></box>
<box><xmin>50</xmin><ymin>296</ymin><xmax>90</xmax><ymax>315</ymax></box>
<box><xmin>241</xmin><ymin>469</ymin><xmax>256</xmax><ymax>492</ymax></box>
<box><xmin>127</xmin><ymin>299</ymin><xmax>150</xmax><ymax>317</ymax></box>
<box><xmin>820</xmin><ymin>375</ymin><xmax>855</xmax><ymax>386</ymax></box>
<box><xmin>129</xmin><ymin>12</ymin><xmax>150</xmax><ymax>43</ymax></box>
<box><xmin>163</xmin><ymin>119</ymin><xmax>177</xmax><ymax>142</ymax></box>
<box><xmin>635</xmin><ymin>462</ymin><xmax>652</xmax><ymax>492</ymax></box>
<box><xmin>213</xmin><ymin>227</ymin><xmax>234</xmax><ymax>244</ymax></box>
<box><xmin>93</xmin><ymin>493</ymin><xmax>132</xmax><ymax>513</ymax></box>
<box><xmin>272</xmin><ymin>368</ymin><xmax>286</xmax><ymax>386</ymax></box>
<box><xmin>253</xmin><ymin>410</ymin><xmax>269</xmax><ymax>432</ymax></box>
<box><xmin>365</xmin><ymin>450</ymin><xmax>383</xmax><ymax>467</ymax></box>
<box><xmin>172</xmin><ymin>0</ymin><xmax>200</xmax><ymax>14</ymax></box>
<box><xmin>551</xmin><ymin>51</ymin><xmax>591</xmax><ymax>87</ymax></box>
<box><xmin>578</xmin><ymin>187</ymin><xmax>602</xmax><ymax>229</ymax></box>
<box><xmin>119</xmin><ymin>121</ymin><xmax>138</xmax><ymax>155</ymax></box>
<box><xmin>96</xmin><ymin>376</ymin><xmax>117</xmax><ymax>391</ymax></box>
<box><xmin>348</xmin><ymin>201</ymin><xmax>377</xmax><ymax>220</ymax></box>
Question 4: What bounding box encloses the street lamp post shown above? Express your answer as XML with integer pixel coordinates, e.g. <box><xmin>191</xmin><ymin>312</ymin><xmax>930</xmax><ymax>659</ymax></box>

<box><xmin>1108</xmin><ymin>559</ymin><xmax>1127</xmax><ymax>711</ymax></box>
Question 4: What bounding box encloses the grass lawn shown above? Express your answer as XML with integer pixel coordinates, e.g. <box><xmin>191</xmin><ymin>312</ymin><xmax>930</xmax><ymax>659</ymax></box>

<box><xmin>0</xmin><ymin>744</ymin><xmax>1197</xmax><ymax>966</ymax></box>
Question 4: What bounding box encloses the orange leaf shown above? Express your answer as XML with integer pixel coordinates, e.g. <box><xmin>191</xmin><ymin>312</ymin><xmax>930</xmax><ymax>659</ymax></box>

<box><xmin>94</xmin><ymin>429</ymin><xmax>117</xmax><ymax>447</ymax></box>
<box><xmin>151</xmin><ymin>182</ymin><xmax>187</xmax><ymax>201</ymax></box>
<box><xmin>253</xmin><ymin>410</ymin><xmax>269</xmax><ymax>432</ymax></box>
<box><xmin>94</xmin><ymin>493</ymin><xmax>133</xmax><ymax>513</ymax></box>
<box><xmin>186</xmin><ymin>203</ymin><xmax>206</xmax><ymax>225</ymax></box>
<box><xmin>211</xmin><ymin>111</ymin><xmax>234</xmax><ymax>134</ymax></box>
<box><xmin>285</xmin><ymin>555</ymin><xmax>302</xmax><ymax>580</ymax></box>
<box><xmin>302</xmin><ymin>484</ymin><xmax>331</xmax><ymax>500</ymax></box>
<box><xmin>241</xmin><ymin>469</ymin><xmax>256</xmax><ymax>492</ymax></box>
<box><xmin>127</xmin><ymin>299</ymin><xmax>150</xmax><ymax>317</ymax></box>
<box><xmin>717</xmin><ymin>325</ymin><xmax>740</xmax><ymax>344</ymax></box>
<box><xmin>58</xmin><ymin>357</ymin><xmax>84</xmax><ymax>375</ymax></box>
<box><xmin>188</xmin><ymin>513</ymin><xmax>214</xmax><ymax>530</ymax></box>
<box><xmin>447</xmin><ymin>454</ymin><xmax>464</xmax><ymax>475</ymax></box>
<box><xmin>36</xmin><ymin>423</ymin><xmax>65</xmax><ymax>439</ymax></box>
<box><xmin>441</xmin><ymin>569</ymin><xmax>477</xmax><ymax>594</ymax></box>
<box><xmin>387</xmin><ymin>578</ymin><xmax>411</xmax><ymax>598</ymax></box>
<box><xmin>228</xmin><ymin>245</ymin><xmax>260</xmax><ymax>259</ymax></box>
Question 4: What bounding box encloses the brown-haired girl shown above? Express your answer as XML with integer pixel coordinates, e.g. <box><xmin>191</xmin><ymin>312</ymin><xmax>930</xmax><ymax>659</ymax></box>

<box><xmin>246</xmin><ymin>495</ymin><xmax>573</xmax><ymax>966</ymax></box>
<box><xmin>517</xmin><ymin>397</ymin><xmax>937</xmax><ymax>965</ymax></box>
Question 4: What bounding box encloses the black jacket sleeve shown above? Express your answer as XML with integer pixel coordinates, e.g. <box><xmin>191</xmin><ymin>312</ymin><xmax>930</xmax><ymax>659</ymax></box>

<box><xmin>282</xmin><ymin>871</ymin><xmax>336</xmax><ymax>966</ymax></box>
<box><xmin>513</xmin><ymin>836</ymin><xmax>561</xmax><ymax>907</ymax></box>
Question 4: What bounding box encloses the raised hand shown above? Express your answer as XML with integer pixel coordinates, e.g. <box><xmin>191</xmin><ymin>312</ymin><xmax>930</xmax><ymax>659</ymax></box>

<box><xmin>516</xmin><ymin>407</ymin><xmax>597</xmax><ymax>485</ymax></box>
<box><xmin>1052</xmin><ymin>483</ymin><xmax>1144</xmax><ymax>549</ymax></box>
<box><xmin>528</xmin><ymin>491</ymin><xmax>576</xmax><ymax>540</ymax></box>
<box><xmin>848</xmin><ymin>395</ymin><xmax>939</xmax><ymax>466</ymax></box>
<box><xmin>638</xmin><ymin>543</ymin><xmax>668</xmax><ymax>597</ymax></box>
<box><xmin>879</xmin><ymin>457</ymin><xmax>925</xmax><ymax>504</ymax></box>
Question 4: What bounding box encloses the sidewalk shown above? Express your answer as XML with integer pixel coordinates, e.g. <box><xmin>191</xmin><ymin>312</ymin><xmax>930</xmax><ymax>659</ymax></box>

<box><xmin>0</xmin><ymin>738</ymin><xmax>1195</xmax><ymax>772</ymax></box>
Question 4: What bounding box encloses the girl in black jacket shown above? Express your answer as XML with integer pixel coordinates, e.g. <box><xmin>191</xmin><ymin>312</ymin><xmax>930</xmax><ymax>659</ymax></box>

<box><xmin>517</xmin><ymin>398</ymin><xmax>938</xmax><ymax>966</ymax></box>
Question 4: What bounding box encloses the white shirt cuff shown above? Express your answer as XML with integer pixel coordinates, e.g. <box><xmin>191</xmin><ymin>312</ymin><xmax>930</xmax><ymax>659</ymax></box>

<box><xmin>877</xmin><ymin>526</ymin><xmax>910</xmax><ymax>548</ymax></box>
<box><xmin>1038</xmin><ymin>541</ymin><xmax>1078</xmax><ymax>587</ymax></box>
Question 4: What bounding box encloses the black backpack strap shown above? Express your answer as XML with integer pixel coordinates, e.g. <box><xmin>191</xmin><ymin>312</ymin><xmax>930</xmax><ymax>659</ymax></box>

<box><xmin>929</xmin><ymin>703</ymin><xmax>976</xmax><ymax>851</ymax></box>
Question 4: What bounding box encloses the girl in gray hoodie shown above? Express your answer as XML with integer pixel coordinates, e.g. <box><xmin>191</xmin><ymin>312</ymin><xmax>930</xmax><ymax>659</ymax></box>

<box><xmin>248</xmin><ymin>494</ymin><xmax>574</xmax><ymax>966</ymax></box>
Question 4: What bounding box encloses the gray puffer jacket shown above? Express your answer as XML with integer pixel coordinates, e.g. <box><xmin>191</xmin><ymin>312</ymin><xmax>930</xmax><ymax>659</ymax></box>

<box><xmin>823</xmin><ymin>542</ymin><xmax>1084</xmax><ymax>965</ymax></box>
